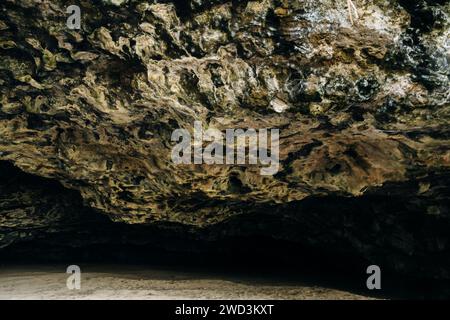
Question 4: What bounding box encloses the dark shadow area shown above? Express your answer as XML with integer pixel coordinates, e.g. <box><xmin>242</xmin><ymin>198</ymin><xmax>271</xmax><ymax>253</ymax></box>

<box><xmin>1</xmin><ymin>160</ymin><xmax>449</xmax><ymax>299</ymax></box>
<box><xmin>2</xmin><ymin>239</ymin><xmax>450</xmax><ymax>299</ymax></box>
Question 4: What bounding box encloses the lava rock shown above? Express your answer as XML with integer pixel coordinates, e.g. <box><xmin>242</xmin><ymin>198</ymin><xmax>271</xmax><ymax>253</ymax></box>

<box><xmin>0</xmin><ymin>0</ymin><xmax>449</xmax><ymax>278</ymax></box>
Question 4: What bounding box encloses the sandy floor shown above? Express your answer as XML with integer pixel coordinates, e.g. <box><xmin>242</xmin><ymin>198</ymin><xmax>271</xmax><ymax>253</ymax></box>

<box><xmin>0</xmin><ymin>264</ymin><xmax>373</xmax><ymax>300</ymax></box>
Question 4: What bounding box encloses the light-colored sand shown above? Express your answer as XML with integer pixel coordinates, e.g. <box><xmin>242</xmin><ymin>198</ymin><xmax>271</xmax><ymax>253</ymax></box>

<box><xmin>0</xmin><ymin>264</ymin><xmax>373</xmax><ymax>300</ymax></box>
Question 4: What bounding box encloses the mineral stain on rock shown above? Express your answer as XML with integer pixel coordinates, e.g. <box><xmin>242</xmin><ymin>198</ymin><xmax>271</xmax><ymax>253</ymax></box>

<box><xmin>0</xmin><ymin>0</ymin><xmax>449</xmax><ymax>297</ymax></box>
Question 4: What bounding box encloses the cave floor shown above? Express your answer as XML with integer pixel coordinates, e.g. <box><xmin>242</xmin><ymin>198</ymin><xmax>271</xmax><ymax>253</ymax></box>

<box><xmin>0</xmin><ymin>264</ymin><xmax>374</xmax><ymax>300</ymax></box>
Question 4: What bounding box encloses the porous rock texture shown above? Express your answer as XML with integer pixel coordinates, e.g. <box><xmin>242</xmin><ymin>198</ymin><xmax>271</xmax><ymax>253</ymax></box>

<box><xmin>0</xmin><ymin>0</ymin><xmax>449</xmax><ymax>278</ymax></box>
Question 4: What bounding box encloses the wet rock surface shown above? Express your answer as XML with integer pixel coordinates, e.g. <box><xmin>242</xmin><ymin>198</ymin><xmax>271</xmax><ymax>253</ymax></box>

<box><xmin>0</xmin><ymin>0</ymin><xmax>449</xmax><ymax>280</ymax></box>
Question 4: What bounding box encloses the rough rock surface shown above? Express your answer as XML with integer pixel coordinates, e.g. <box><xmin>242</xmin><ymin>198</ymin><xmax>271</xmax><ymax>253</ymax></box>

<box><xmin>0</xmin><ymin>0</ymin><xmax>449</xmax><ymax>278</ymax></box>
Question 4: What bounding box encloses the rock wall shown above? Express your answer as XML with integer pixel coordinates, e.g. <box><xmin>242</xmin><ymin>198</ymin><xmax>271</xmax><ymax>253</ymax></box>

<box><xmin>0</xmin><ymin>0</ymin><xmax>449</xmax><ymax>278</ymax></box>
